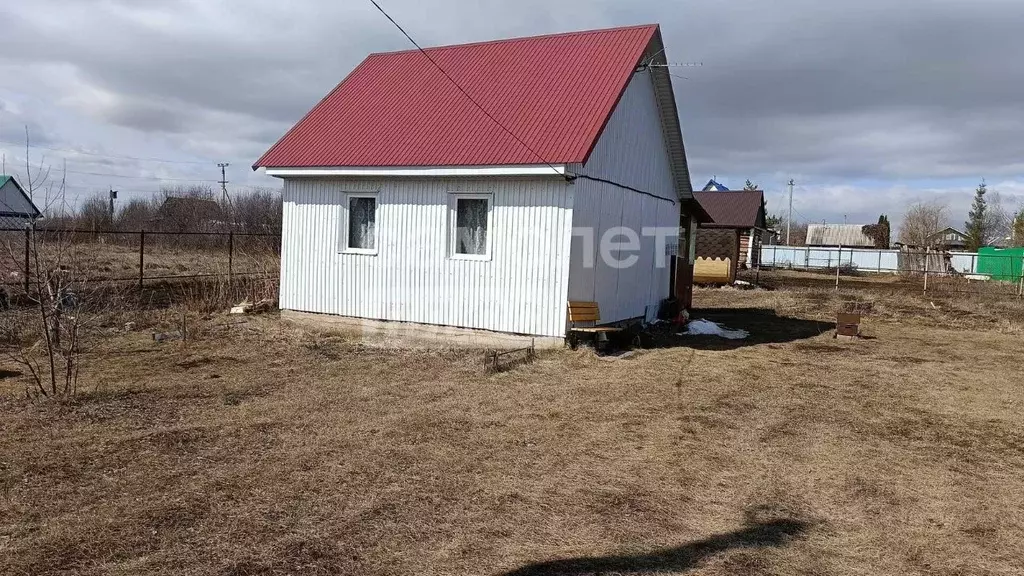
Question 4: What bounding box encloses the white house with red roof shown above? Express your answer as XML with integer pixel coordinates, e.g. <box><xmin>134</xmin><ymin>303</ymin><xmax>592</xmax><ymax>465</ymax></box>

<box><xmin>254</xmin><ymin>24</ymin><xmax>701</xmax><ymax>345</ymax></box>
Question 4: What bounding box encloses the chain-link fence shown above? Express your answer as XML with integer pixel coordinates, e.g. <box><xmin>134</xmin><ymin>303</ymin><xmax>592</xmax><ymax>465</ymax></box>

<box><xmin>757</xmin><ymin>245</ymin><xmax>1024</xmax><ymax>299</ymax></box>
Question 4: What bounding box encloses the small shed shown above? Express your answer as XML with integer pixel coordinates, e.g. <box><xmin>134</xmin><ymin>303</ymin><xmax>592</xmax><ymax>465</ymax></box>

<box><xmin>805</xmin><ymin>224</ymin><xmax>875</xmax><ymax>248</ymax></box>
<box><xmin>254</xmin><ymin>24</ymin><xmax>699</xmax><ymax>346</ymax></box>
<box><xmin>0</xmin><ymin>175</ymin><xmax>42</xmax><ymax>228</ymax></box>
<box><xmin>693</xmin><ymin>190</ymin><xmax>767</xmax><ymax>274</ymax></box>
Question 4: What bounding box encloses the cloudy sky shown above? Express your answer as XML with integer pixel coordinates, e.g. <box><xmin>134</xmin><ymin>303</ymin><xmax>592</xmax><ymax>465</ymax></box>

<box><xmin>1</xmin><ymin>0</ymin><xmax>1022</xmax><ymax>230</ymax></box>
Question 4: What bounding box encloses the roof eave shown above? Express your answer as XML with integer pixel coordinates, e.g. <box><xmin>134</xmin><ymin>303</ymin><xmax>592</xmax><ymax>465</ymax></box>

<box><xmin>260</xmin><ymin>164</ymin><xmax>568</xmax><ymax>178</ymax></box>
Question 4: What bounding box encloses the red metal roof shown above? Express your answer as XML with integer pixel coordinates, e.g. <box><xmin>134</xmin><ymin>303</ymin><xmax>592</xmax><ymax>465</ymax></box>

<box><xmin>254</xmin><ymin>25</ymin><xmax>659</xmax><ymax>169</ymax></box>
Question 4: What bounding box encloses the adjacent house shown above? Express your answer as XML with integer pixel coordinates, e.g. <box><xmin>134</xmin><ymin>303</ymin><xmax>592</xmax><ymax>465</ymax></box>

<box><xmin>254</xmin><ymin>24</ymin><xmax>700</xmax><ymax>346</ymax></box>
<box><xmin>924</xmin><ymin>227</ymin><xmax>968</xmax><ymax>251</ymax></box>
<box><xmin>805</xmin><ymin>224</ymin><xmax>876</xmax><ymax>248</ymax></box>
<box><xmin>156</xmin><ymin>197</ymin><xmax>225</xmax><ymax>233</ymax></box>
<box><xmin>0</xmin><ymin>175</ymin><xmax>42</xmax><ymax>228</ymax></box>
<box><xmin>701</xmin><ymin>179</ymin><xmax>730</xmax><ymax>192</ymax></box>
<box><xmin>692</xmin><ymin>190</ymin><xmax>767</xmax><ymax>275</ymax></box>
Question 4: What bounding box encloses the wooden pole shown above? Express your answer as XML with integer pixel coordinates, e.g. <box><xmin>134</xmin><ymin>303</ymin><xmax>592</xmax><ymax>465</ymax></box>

<box><xmin>139</xmin><ymin>229</ymin><xmax>146</xmax><ymax>294</ymax></box>
<box><xmin>1018</xmin><ymin>256</ymin><xmax>1024</xmax><ymax>298</ymax></box>
<box><xmin>228</xmin><ymin>230</ymin><xmax>234</xmax><ymax>288</ymax></box>
<box><xmin>23</xmin><ymin>226</ymin><xmax>30</xmax><ymax>295</ymax></box>
<box><xmin>835</xmin><ymin>244</ymin><xmax>841</xmax><ymax>291</ymax></box>
<box><xmin>923</xmin><ymin>249</ymin><xmax>929</xmax><ymax>294</ymax></box>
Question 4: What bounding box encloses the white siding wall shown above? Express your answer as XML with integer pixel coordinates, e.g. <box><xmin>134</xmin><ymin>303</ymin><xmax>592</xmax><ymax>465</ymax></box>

<box><xmin>280</xmin><ymin>176</ymin><xmax>574</xmax><ymax>337</ymax></box>
<box><xmin>567</xmin><ymin>69</ymin><xmax>680</xmax><ymax>323</ymax></box>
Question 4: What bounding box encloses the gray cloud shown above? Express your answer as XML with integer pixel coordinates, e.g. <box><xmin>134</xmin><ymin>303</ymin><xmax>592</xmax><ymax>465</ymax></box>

<box><xmin>0</xmin><ymin>0</ymin><xmax>1022</xmax><ymax>222</ymax></box>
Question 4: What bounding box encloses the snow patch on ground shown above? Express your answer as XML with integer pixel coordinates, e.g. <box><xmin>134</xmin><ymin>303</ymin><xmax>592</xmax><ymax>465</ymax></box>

<box><xmin>678</xmin><ymin>319</ymin><xmax>749</xmax><ymax>340</ymax></box>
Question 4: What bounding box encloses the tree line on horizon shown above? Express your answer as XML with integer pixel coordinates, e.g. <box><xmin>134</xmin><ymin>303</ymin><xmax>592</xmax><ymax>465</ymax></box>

<box><xmin>751</xmin><ymin>178</ymin><xmax>1024</xmax><ymax>251</ymax></box>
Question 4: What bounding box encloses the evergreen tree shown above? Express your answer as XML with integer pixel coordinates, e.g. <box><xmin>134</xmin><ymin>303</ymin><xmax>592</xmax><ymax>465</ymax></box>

<box><xmin>964</xmin><ymin>180</ymin><xmax>988</xmax><ymax>251</ymax></box>
<box><xmin>861</xmin><ymin>214</ymin><xmax>891</xmax><ymax>248</ymax></box>
<box><xmin>743</xmin><ymin>179</ymin><xmax>759</xmax><ymax>191</ymax></box>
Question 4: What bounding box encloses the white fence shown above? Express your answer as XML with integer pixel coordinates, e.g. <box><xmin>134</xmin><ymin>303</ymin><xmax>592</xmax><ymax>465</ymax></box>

<box><xmin>759</xmin><ymin>245</ymin><xmax>980</xmax><ymax>274</ymax></box>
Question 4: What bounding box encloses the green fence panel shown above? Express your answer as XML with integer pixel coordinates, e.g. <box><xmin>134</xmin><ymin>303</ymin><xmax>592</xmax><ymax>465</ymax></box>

<box><xmin>976</xmin><ymin>247</ymin><xmax>1024</xmax><ymax>282</ymax></box>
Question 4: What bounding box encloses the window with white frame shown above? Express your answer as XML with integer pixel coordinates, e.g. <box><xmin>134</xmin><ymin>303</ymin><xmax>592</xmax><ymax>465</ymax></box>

<box><xmin>450</xmin><ymin>194</ymin><xmax>491</xmax><ymax>258</ymax></box>
<box><xmin>343</xmin><ymin>193</ymin><xmax>377</xmax><ymax>253</ymax></box>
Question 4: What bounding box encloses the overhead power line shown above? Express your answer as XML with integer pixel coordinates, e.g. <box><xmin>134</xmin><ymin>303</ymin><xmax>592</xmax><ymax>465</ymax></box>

<box><xmin>366</xmin><ymin>0</ymin><xmax>677</xmax><ymax>205</ymax></box>
<box><xmin>58</xmin><ymin>168</ymin><xmax>218</xmax><ymax>182</ymax></box>
<box><xmin>648</xmin><ymin>62</ymin><xmax>704</xmax><ymax>68</ymax></box>
<box><xmin>367</xmin><ymin>0</ymin><xmax>562</xmax><ymax>177</ymax></box>
<box><xmin>0</xmin><ymin>139</ymin><xmax>216</xmax><ymax>165</ymax></box>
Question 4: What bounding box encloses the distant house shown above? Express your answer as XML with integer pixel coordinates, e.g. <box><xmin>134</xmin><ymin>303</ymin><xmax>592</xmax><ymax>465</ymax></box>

<box><xmin>924</xmin><ymin>227</ymin><xmax>968</xmax><ymax>251</ymax></box>
<box><xmin>254</xmin><ymin>24</ymin><xmax>701</xmax><ymax>345</ymax></box>
<box><xmin>701</xmin><ymin>179</ymin><xmax>730</xmax><ymax>192</ymax></box>
<box><xmin>156</xmin><ymin>197</ymin><xmax>225</xmax><ymax>233</ymax></box>
<box><xmin>693</xmin><ymin>190</ymin><xmax>768</xmax><ymax>274</ymax></box>
<box><xmin>0</xmin><ymin>175</ymin><xmax>42</xmax><ymax>228</ymax></box>
<box><xmin>805</xmin><ymin>224</ymin><xmax>876</xmax><ymax>248</ymax></box>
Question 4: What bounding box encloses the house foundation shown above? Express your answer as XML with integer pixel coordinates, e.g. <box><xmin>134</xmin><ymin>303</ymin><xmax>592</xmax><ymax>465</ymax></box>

<box><xmin>281</xmin><ymin>310</ymin><xmax>565</xmax><ymax>350</ymax></box>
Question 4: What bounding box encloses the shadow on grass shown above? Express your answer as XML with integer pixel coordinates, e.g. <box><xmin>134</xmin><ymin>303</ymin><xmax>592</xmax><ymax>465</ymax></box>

<box><xmin>498</xmin><ymin>516</ymin><xmax>810</xmax><ymax>576</ymax></box>
<box><xmin>639</xmin><ymin>307</ymin><xmax>834</xmax><ymax>350</ymax></box>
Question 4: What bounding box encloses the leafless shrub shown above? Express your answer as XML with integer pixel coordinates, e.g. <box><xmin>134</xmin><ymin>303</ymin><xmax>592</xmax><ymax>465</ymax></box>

<box><xmin>230</xmin><ymin>187</ymin><xmax>282</xmax><ymax>236</ymax></box>
<box><xmin>1</xmin><ymin>161</ymin><xmax>94</xmax><ymax>397</ymax></box>
<box><xmin>899</xmin><ymin>200</ymin><xmax>949</xmax><ymax>247</ymax></box>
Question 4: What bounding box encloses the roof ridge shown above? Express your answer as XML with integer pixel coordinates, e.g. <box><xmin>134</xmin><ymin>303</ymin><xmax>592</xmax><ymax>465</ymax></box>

<box><xmin>368</xmin><ymin>23</ymin><xmax>658</xmax><ymax>57</ymax></box>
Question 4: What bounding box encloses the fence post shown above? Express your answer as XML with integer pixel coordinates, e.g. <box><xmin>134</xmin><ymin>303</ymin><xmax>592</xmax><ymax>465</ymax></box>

<box><xmin>1018</xmin><ymin>256</ymin><xmax>1024</xmax><ymax>298</ymax></box>
<box><xmin>139</xmin><ymin>229</ymin><xmax>146</xmax><ymax>294</ymax></box>
<box><xmin>23</xmin><ymin>226</ymin><xmax>30</xmax><ymax>295</ymax></box>
<box><xmin>228</xmin><ymin>230</ymin><xmax>234</xmax><ymax>287</ymax></box>
<box><xmin>836</xmin><ymin>245</ymin><xmax>841</xmax><ymax>291</ymax></box>
<box><xmin>923</xmin><ymin>249</ymin><xmax>929</xmax><ymax>294</ymax></box>
<box><xmin>878</xmin><ymin>250</ymin><xmax>882</xmax><ymax>273</ymax></box>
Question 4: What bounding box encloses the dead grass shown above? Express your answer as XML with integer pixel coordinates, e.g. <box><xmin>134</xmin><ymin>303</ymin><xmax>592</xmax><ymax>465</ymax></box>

<box><xmin>1</xmin><ymin>288</ymin><xmax>1023</xmax><ymax>575</ymax></box>
<box><xmin>0</xmin><ymin>237</ymin><xmax>279</xmax><ymax>287</ymax></box>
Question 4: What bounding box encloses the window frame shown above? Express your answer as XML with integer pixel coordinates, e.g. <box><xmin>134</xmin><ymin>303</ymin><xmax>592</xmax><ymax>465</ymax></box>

<box><xmin>448</xmin><ymin>192</ymin><xmax>493</xmax><ymax>261</ymax></box>
<box><xmin>340</xmin><ymin>192</ymin><xmax>379</xmax><ymax>255</ymax></box>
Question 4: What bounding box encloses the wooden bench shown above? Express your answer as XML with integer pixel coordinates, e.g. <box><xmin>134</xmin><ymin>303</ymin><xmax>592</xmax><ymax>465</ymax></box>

<box><xmin>567</xmin><ymin>301</ymin><xmax>623</xmax><ymax>348</ymax></box>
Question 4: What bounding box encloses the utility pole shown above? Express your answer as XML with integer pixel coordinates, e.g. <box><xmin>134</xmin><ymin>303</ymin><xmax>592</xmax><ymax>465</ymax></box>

<box><xmin>787</xmin><ymin>179</ymin><xmax>794</xmax><ymax>245</ymax></box>
<box><xmin>217</xmin><ymin>162</ymin><xmax>231</xmax><ymax>207</ymax></box>
<box><xmin>108</xmin><ymin>188</ymin><xmax>117</xmax><ymax>223</ymax></box>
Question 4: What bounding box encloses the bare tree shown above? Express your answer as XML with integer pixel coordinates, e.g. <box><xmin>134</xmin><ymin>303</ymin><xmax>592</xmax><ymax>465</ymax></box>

<box><xmin>985</xmin><ymin>191</ymin><xmax>1012</xmax><ymax>246</ymax></box>
<box><xmin>78</xmin><ymin>193</ymin><xmax>112</xmax><ymax>231</ymax></box>
<box><xmin>1013</xmin><ymin>209</ymin><xmax>1024</xmax><ymax>247</ymax></box>
<box><xmin>770</xmin><ymin>216</ymin><xmax>808</xmax><ymax>246</ymax></box>
<box><xmin>899</xmin><ymin>200</ymin><xmax>949</xmax><ymax>247</ymax></box>
<box><xmin>0</xmin><ymin>136</ymin><xmax>92</xmax><ymax>397</ymax></box>
<box><xmin>115</xmin><ymin>197</ymin><xmax>159</xmax><ymax>232</ymax></box>
<box><xmin>230</xmin><ymin>187</ymin><xmax>282</xmax><ymax>235</ymax></box>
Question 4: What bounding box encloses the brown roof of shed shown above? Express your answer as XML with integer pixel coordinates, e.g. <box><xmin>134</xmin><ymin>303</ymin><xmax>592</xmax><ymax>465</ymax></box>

<box><xmin>692</xmin><ymin>190</ymin><xmax>765</xmax><ymax>229</ymax></box>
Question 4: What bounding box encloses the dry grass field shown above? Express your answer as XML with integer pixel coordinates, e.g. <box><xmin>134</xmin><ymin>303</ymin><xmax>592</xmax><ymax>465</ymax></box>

<box><xmin>0</xmin><ymin>234</ymin><xmax>279</xmax><ymax>288</ymax></box>
<box><xmin>1</xmin><ymin>285</ymin><xmax>1023</xmax><ymax>575</ymax></box>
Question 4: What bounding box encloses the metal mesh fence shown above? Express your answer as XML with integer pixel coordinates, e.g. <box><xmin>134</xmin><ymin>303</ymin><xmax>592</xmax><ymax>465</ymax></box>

<box><xmin>757</xmin><ymin>245</ymin><xmax>1024</xmax><ymax>299</ymax></box>
<box><xmin>0</xmin><ymin>227</ymin><xmax>280</xmax><ymax>295</ymax></box>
